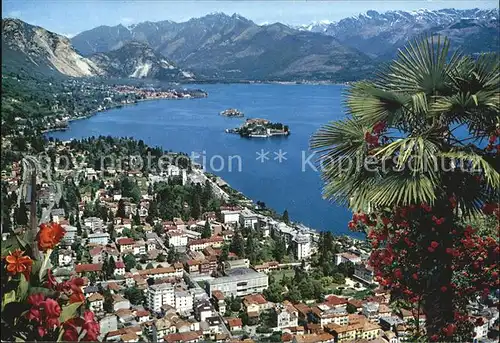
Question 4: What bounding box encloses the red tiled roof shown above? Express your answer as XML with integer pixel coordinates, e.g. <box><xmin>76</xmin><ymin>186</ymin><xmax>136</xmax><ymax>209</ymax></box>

<box><xmin>75</xmin><ymin>263</ymin><xmax>102</xmax><ymax>273</ymax></box>
<box><xmin>282</xmin><ymin>333</ymin><xmax>293</xmax><ymax>342</ymax></box>
<box><xmin>138</xmin><ymin>267</ymin><xmax>176</xmax><ymax>276</ymax></box>
<box><xmin>325</xmin><ymin>295</ymin><xmax>348</xmax><ymax>306</ymax></box>
<box><xmin>212</xmin><ymin>290</ymin><xmax>225</xmax><ymax>301</ymax></box>
<box><xmin>89</xmin><ymin>247</ymin><xmax>103</xmax><ymax>256</ymax></box>
<box><xmin>226</xmin><ymin>317</ymin><xmax>242</xmax><ymax>328</ymax></box>
<box><xmin>136</xmin><ymin>310</ymin><xmax>150</xmax><ymax>317</ymax></box>
<box><xmin>243</xmin><ymin>294</ymin><xmax>267</xmax><ymax>305</ymax></box>
<box><xmin>115</xmin><ymin>261</ymin><xmax>126</xmax><ymax>268</ymax></box>
<box><xmin>164</xmin><ymin>331</ymin><xmax>202</xmax><ymax>343</ymax></box>
<box><xmin>117</xmin><ymin>238</ymin><xmax>135</xmax><ymax>245</ymax></box>
<box><xmin>187</xmin><ymin>236</ymin><xmax>224</xmax><ymax>246</ymax></box>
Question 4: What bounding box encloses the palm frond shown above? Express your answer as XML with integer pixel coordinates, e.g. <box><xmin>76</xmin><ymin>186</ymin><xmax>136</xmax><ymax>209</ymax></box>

<box><xmin>438</xmin><ymin>151</ymin><xmax>500</xmax><ymax>190</ymax></box>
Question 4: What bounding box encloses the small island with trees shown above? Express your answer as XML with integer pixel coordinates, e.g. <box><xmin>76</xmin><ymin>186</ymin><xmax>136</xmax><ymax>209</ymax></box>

<box><xmin>220</xmin><ymin>108</ymin><xmax>244</xmax><ymax>117</ymax></box>
<box><xmin>226</xmin><ymin>118</ymin><xmax>290</xmax><ymax>138</ymax></box>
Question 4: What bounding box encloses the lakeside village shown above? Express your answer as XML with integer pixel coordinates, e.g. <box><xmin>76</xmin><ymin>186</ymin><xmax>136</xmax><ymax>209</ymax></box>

<box><xmin>2</xmin><ymin>137</ymin><xmax>498</xmax><ymax>343</ymax></box>
<box><xmin>31</xmin><ymin>80</ymin><xmax>207</xmax><ymax>133</ymax></box>
<box><xmin>226</xmin><ymin>118</ymin><xmax>290</xmax><ymax>138</ymax></box>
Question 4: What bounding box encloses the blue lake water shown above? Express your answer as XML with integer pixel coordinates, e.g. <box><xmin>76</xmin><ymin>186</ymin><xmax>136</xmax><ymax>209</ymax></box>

<box><xmin>47</xmin><ymin>83</ymin><xmax>362</xmax><ymax>238</ymax></box>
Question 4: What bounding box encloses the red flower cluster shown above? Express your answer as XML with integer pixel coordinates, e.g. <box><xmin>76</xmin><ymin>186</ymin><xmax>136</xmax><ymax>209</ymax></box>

<box><xmin>54</xmin><ymin>276</ymin><xmax>86</xmax><ymax>303</ymax></box>
<box><xmin>5</xmin><ymin>249</ymin><xmax>33</xmax><ymax>278</ymax></box>
<box><xmin>364</xmin><ymin>121</ymin><xmax>387</xmax><ymax>149</ymax></box>
<box><xmin>63</xmin><ymin>310</ymin><xmax>100</xmax><ymax>341</ymax></box>
<box><xmin>36</xmin><ymin>222</ymin><xmax>66</xmax><ymax>252</ymax></box>
<box><xmin>485</xmin><ymin>132</ymin><xmax>499</xmax><ymax>154</ymax></box>
<box><xmin>26</xmin><ymin>294</ymin><xmax>61</xmax><ymax>338</ymax></box>
<box><xmin>357</xmin><ymin>203</ymin><xmax>499</xmax><ymax>340</ymax></box>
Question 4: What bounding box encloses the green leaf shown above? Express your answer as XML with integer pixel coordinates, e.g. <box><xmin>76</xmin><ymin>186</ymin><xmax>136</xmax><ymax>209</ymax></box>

<box><xmin>39</xmin><ymin>250</ymin><xmax>52</xmax><ymax>281</ymax></box>
<box><xmin>16</xmin><ymin>274</ymin><xmax>29</xmax><ymax>302</ymax></box>
<box><xmin>31</xmin><ymin>259</ymin><xmax>42</xmax><ymax>279</ymax></box>
<box><xmin>15</xmin><ymin>234</ymin><xmax>29</xmax><ymax>250</ymax></box>
<box><xmin>2</xmin><ymin>290</ymin><xmax>16</xmax><ymax>310</ymax></box>
<box><xmin>57</xmin><ymin>328</ymin><xmax>65</xmax><ymax>342</ymax></box>
<box><xmin>59</xmin><ymin>302</ymin><xmax>83</xmax><ymax>323</ymax></box>
<box><xmin>1</xmin><ymin>237</ymin><xmax>20</xmax><ymax>257</ymax></box>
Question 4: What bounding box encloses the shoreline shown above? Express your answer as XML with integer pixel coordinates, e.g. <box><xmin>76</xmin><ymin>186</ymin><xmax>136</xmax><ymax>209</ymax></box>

<box><xmin>41</xmin><ymin>92</ymin><xmax>207</xmax><ymax>133</ymax></box>
<box><xmin>44</xmin><ymin>86</ymin><xmax>359</xmax><ymax>240</ymax></box>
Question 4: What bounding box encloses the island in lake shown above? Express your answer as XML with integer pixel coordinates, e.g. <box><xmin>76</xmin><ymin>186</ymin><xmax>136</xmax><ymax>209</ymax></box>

<box><xmin>220</xmin><ymin>108</ymin><xmax>244</xmax><ymax>117</ymax></box>
<box><xmin>226</xmin><ymin>118</ymin><xmax>290</xmax><ymax>138</ymax></box>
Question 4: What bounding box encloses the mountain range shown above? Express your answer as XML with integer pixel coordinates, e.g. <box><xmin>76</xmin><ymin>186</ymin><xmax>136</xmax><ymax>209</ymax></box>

<box><xmin>297</xmin><ymin>8</ymin><xmax>498</xmax><ymax>59</ymax></box>
<box><xmin>70</xmin><ymin>13</ymin><xmax>374</xmax><ymax>81</ymax></box>
<box><xmin>2</xmin><ymin>8</ymin><xmax>498</xmax><ymax>82</ymax></box>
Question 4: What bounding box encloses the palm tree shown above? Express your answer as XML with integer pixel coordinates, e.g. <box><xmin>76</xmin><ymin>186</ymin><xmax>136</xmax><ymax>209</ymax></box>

<box><xmin>311</xmin><ymin>36</ymin><xmax>499</xmax><ymax>338</ymax></box>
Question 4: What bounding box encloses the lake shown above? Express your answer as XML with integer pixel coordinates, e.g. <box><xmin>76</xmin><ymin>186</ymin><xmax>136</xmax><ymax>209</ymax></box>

<box><xmin>47</xmin><ymin>83</ymin><xmax>362</xmax><ymax>238</ymax></box>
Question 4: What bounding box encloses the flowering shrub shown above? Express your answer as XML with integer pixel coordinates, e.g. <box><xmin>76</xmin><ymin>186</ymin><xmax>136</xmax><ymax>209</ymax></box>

<box><xmin>1</xmin><ymin>223</ymin><xmax>100</xmax><ymax>342</ymax></box>
<box><xmin>349</xmin><ymin>203</ymin><xmax>499</xmax><ymax>341</ymax></box>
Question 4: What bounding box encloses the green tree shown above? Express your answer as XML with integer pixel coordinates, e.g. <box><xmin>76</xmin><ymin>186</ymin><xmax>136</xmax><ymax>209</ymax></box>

<box><xmin>146</xmin><ymin>263</ymin><xmax>154</xmax><ymax>269</ymax></box>
<box><xmin>76</xmin><ymin>220</ymin><xmax>82</xmax><ymax>236</ymax></box>
<box><xmin>201</xmin><ymin>220</ymin><xmax>211</xmax><ymax>238</ymax></box>
<box><xmin>124</xmin><ymin>287</ymin><xmax>144</xmax><ymax>305</ymax></box>
<box><xmin>123</xmin><ymin>254</ymin><xmax>136</xmax><ymax>272</ymax></box>
<box><xmin>167</xmin><ymin>247</ymin><xmax>179</xmax><ymax>263</ymax></box>
<box><xmin>116</xmin><ymin>199</ymin><xmax>126</xmax><ymax>218</ymax></box>
<box><xmin>157</xmin><ymin>253</ymin><xmax>166</xmax><ymax>262</ymax></box>
<box><xmin>103</xmin><ymin>289</ymin><xmax>114</xmax><ymax>313</ymax></box>
<box><xmin>230</xmin><ymin>296</ymin><xmax>242</xmax><ymax>312</ymax></box>
<box><xmin>190</xmin><ymin>191</ymin><xmax>201</xmax><ymax>220</ymax></box>
<box><xmin>272</xmin><ymin>237</ymin><xmax>287</xmax><ymax>263</ymax></box>
<box><xmin>219</xmin><ymin>244</ymin><xmax>229</xmax><ymax>262</ymax></box>
<box><xmin>282</xmin><ymin>209</ymin><xmax>289</xmax><ymax>224</ymax></box>
<box><xmin>311</xmin><ymin>37</ymin><xmax>499</xmax><ymax>338</ymax></box>
<box><xmin>133</xmin><ymin>209</ymin><xmax>141</xmax><ymax>226</ymax></box>
<box><xmin>230</xmin><ymin>232</ymin><xmax>245</xmax><ymax>258</ymax></box>
<box><xmin>347</xmin><ymin>303</ymin><xmax>358</xmax><ymax>314</ymax></box>
<box><xmin>107</xmin><ymin>256</ymin><xmax>116</xmax><ymax>277</ymax></box>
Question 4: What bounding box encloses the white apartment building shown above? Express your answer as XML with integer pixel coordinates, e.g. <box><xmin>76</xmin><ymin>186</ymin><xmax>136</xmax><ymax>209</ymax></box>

<box><xmin>275</xmin><ymin>301</ymin><xmax>298</xmax><ymax>329</ymax></box>
<box><xmin>312</xmin><ymin>304</ymin><xmax>349</xmax><ymax>327</ymax></box>
<box><xmin>239</xmin><ymin>209</ymin><xmax>259</xmax><ymax>229</ymax></box>
<box><xmin>293</xmin><ymin>234</ymin><xmax>312</xmax><ymax>260</ymax></box>
<box><xmin>133</xmin><ymin>241</ymin><xmax>146</xmax><ymax>255</ymax></box>
<box><xmin>58</xmin><ymin>250</ymin><xmax>73</xmax><ymax>267</ymax></box>
<box><xmin>362</xmin><ymin>302</ymin><xmax>380</xmax><ymax>323</ymax></box>
<box><xmin>221</xmin><ymin>210</ymin><xmax>240</xmax><ymax>225</ymax></box>
<box><xmin>175</xmin><ymin>290</ymin><xmax>193</xmax><ymax>314</ymax></box>
<box><xmin>207</xmin><ymin>268</ymin><xmax>269</xmax><ymax>297</ymax></box>
<box><xmin>167</xmin><ymin>230</ymin><xmax>188</xmax><ymax>248</ymax></box>
<box><xmin>88</xmin><ymin>232</ymin><xmax>110</xmax><ymax>245</ymax></box>
<box><xmin>147</xmin><ymin>283</ymin><xmax>175</xmax><ymax>312</ymax></box>
<box><xmin>61</xmin><ymin>225</ymin><xmax>77</xmax><ymax>246</ymax></box>
<box><xmin>335</xmin><ymin>252</ymin><xmax>362</xmax><ymax>266</ymax></box>
<box><xmin>354</xmin><ymin>263</ymin><xmax>375</xmax><ymax>284</ymax></box>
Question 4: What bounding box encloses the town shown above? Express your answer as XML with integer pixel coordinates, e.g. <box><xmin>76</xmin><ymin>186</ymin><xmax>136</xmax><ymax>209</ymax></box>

<box><xmin>2</xmin><ymin>136</ymin><xmax>497</xmax><ymax>343</ymax></box>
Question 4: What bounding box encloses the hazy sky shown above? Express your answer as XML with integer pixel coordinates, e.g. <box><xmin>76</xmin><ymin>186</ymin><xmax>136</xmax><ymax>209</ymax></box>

<box><xmin>3</xmin><ymin>0</ymin><xmax>498</xmax><ymax>37</ymax></box>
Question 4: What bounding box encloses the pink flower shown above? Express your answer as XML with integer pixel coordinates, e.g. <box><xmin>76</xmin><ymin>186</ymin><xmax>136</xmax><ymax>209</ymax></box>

<box><xmin>430</xmin><ymin>241</ymin><xmax>439</xmax><ymax>249</ymax></box>
<box><xmin>27</xmin><ymin>293</ymin><xmax>45</xmax><ymax>306</ymax></box>
<box><xmin>26</xmin><ymin>308</ymin><xmax>41</xmax><ymax>322</ymax></box>
<box><xmin>62</xmin><ymin>322</ymin><xmax>79</xmax><ymax>341</ymax></box>
<box><xmin>42</xmin><ymin>298</ymin><xmax>61</xmax><ymax>318</ymax></box>
<box><xmin>37</xmin><ymin>326</ymin><xmax>46</xmax><ymax>338</ymax></box>
<box><xmin>45</xmin><ymin>269</ymin><xmax>57</xmax><ymax>289</ymax></box>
